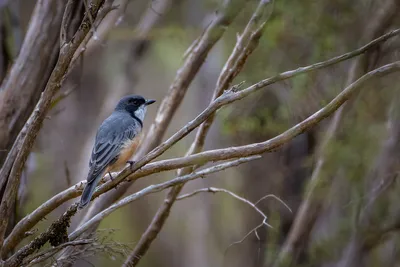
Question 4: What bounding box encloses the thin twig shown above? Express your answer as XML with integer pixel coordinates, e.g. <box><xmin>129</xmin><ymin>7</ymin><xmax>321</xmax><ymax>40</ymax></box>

<box><xmin>22</xmin><ymin>239</ymin><xmax>93</xmax><ymax>267</ymax></box>
<box><xmin>177</xmin><ymin>187</ymin><xmax>277</xmax><ymax>245</ymax></box>
<box><xmin>60</xmin><ymin>0</ymin><xmax>77</xmax><ymax>47</ymax></box>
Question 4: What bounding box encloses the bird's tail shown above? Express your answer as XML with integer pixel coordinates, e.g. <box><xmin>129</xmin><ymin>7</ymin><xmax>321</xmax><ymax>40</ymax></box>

<box><xmin>79</xmin><ymin>173</ymin><xmax>103</xmax><ymax>209</ymax></box>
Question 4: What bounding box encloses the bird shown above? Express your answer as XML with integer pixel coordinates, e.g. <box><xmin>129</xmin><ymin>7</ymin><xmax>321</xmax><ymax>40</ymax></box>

<box><xmin>78</xmin><ymin>95</ymin><xmax>156</xmax><ymax>209</ymax></box>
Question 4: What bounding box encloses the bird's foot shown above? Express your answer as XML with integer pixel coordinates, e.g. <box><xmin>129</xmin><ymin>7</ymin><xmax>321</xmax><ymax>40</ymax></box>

<box><xmin>127</xmin><ymin>160</ymin><xmax>135</xmax><ymax>171</ymax></box>
<box><xmin>108</xmin><ymin>172</ymin><xmax>119</xmax><ymax>190</ymax></box>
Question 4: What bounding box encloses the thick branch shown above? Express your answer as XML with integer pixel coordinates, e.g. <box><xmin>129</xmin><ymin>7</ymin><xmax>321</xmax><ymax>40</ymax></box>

<box><xmin>0</xmin><ymin>0</ymin><xmax>64</xmax><ymax>167</ymax></box>
<box><xmin>0</xmin><ymin>0</ymin><xmax>106</xmax><ymax>257</ymax></box>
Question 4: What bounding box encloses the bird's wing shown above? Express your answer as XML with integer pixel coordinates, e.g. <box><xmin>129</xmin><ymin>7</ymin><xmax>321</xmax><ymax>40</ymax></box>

<box><xmin>87</xmin><ymin>115</ymin><xmax>138</xmax><ymax>184</ymax></box>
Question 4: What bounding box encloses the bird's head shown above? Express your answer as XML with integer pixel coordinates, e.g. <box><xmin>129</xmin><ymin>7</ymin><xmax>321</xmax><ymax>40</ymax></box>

<box><xmin>115</xmin><ymin>95</ymin><xmax>156</xmax><ymax>122</ymax></box>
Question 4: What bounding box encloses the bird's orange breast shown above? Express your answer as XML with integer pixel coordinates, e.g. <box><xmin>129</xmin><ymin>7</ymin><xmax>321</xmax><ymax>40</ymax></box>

<box><xmin>107</xmin><ymin>132</ymin><xmax>143</xmax><ymax>173</ymax></box>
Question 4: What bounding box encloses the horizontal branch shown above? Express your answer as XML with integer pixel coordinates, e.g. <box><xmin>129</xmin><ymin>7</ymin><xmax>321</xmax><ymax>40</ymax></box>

<box><xmin>69</xmin><ymin>156</ymin><xmax>261</xmax><ymax>240</ymax></box>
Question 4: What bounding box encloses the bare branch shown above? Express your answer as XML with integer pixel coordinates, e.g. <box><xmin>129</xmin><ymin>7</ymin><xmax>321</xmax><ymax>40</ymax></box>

<box><xmin>70</xmin><ymin>156</ymin><xmax>261</xmax><ymax>240</ymax></box>
<box><xmin>3</xmin><ymin>204</ymin><xmax>78</xmax><ymax>267</ymax></box>
<box><xmin>0</xmin><ymin>0</ymin><xmax>66</xmax><ymax>184</ymax></box>
<box><xmin>2</xmin><ymin>185</ymin><xmax>83</xmax><ymax>257</ymax></box>
<box><xmin>176</xmin><ymin>187</ymin><xmax>291</xmax><ymax>253</ymax></box>
<box><xmin>60</xmin><ymin>0</ymin><xmax>77</xmax><ymax>47</ymax></box>
<box><xmin>178</xmin><ymin>187</ymin><xmax>274</xmax><ymax>244</ymax></box>
<box><xmin>0</xmin><ymin>0</ymin><xmax>106</xmax><ymax>258</ymax></box>
<box><xmin>123</xmin><ymin>1</ymin><xmax>272</xmax><ymax>264</ymax></box>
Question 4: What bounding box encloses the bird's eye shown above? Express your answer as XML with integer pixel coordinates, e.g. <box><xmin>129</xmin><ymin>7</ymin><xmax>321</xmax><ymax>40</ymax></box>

<box><xmin>130</xmin><ymin>99</ymin><xmax>139</xmax><ymax>105</ymax></box>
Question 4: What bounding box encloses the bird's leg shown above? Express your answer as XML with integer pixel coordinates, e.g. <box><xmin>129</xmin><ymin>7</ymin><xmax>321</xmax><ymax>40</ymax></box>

<box><xmin>127</xmin><ymin>160</ymin><xmax>135</xmax><ymax>171</ymax></box>
<box><xmin>108</xmin><ymin>172</ymin><xmax>119</xmax><ymax>190</ymax></box>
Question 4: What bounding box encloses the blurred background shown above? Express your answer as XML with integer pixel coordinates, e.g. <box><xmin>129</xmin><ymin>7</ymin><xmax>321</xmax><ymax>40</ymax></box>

<box><xmin>1</xmin><ymin>0</ymin><xmax>400</xmax><ymax>266</ymax></box>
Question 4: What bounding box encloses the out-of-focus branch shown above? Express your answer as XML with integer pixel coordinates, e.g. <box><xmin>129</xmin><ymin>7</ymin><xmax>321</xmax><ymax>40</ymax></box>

<box><xmin>123</xmin><ymin>1</ymin><xmax>272</xmax><ymax>265</ymax></box>
<box><xmin>75</xmin><ymin>0</ymin><xmax>248</xmax><ymax>252</ymax></box>
<box><xmin>0</xmin><ymin>1</ymin><xmax>67</xmax><ymax>168</ymax></box>
<box><xmin>0</xmin><ymin>0</ymin><xmax>66</xmax><ymax>171</ymax></box>
<box><xmin>274</xmin><ymin>0</ymin><xmax>400</xmax><ymax>265</ymax></box>
<box><xmin>3</xmin><ymin>29</ymin><xmax>399</xmax><ymax>256</ymax></box>
<box><xmin>0</xmin><ymin>0</ymin><xmax>106</xmax><ymax>258</ymax></box>
<box><xmin>336</xmin><ymin>81</ymin><xmax>400</xmax><ymax>267</ymax></box>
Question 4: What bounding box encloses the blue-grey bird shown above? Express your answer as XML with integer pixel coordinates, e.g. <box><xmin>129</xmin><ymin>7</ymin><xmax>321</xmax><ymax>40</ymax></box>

<box><xmin>79</xmin><ymin>95</ymin><xmax>155</xmax><ymax>209</ymax></box>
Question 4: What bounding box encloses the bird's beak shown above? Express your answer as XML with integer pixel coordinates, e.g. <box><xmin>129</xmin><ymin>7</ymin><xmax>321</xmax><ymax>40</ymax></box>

<box><xmin>145</xmin><ymin>99</ymin><xmax>156</xmax><ymax>106</ymax></box>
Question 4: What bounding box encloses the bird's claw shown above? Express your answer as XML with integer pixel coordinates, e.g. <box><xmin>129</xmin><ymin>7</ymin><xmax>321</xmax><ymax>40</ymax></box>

<box><xmin>127</xmin><ymin>160</ymin><xmax>135</xmax><ymax>171</ymax></box>
<box><xmin>108</xmin><ymin>172</ymin><xmax>118</xmax><ymax>190</ymax></box>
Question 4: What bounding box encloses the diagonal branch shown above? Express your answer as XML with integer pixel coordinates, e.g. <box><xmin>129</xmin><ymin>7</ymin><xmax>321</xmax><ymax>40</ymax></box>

<box><xmin>0</xmin><ymin>0</ymin><xmax>106</xmax><ymax>257</ymax></box>
<box><xmin>123</xmin><ymin>1</ymin><xmax>272</xmax><ymax>265</ymax></box>
<box><xmin>274</xmin><ymin>0</ymin><xmax>400</xmax><ymax>264</ymax></box>
<box><xmin>75</xmin><ymin>0</ymin><xmax>248</xmax><ymax>247</ymax></box>
<box><xmin>0</xmin><ymin>0</ymin><xmax>65</xmax><ymax>168</ymax></box>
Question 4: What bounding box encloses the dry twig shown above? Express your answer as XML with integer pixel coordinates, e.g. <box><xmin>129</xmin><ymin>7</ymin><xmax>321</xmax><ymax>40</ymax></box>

<box><xmin>176</xmin><ymin>187</ymin><xmax>292</xmax><ymax>249</ymax></box>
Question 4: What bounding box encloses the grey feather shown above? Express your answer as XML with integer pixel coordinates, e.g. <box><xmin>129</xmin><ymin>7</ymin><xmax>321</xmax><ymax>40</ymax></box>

<box><xmin>79</xmin><ymin>111</ymin><xmax>142</xmax><ymax>209</ymax></box>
